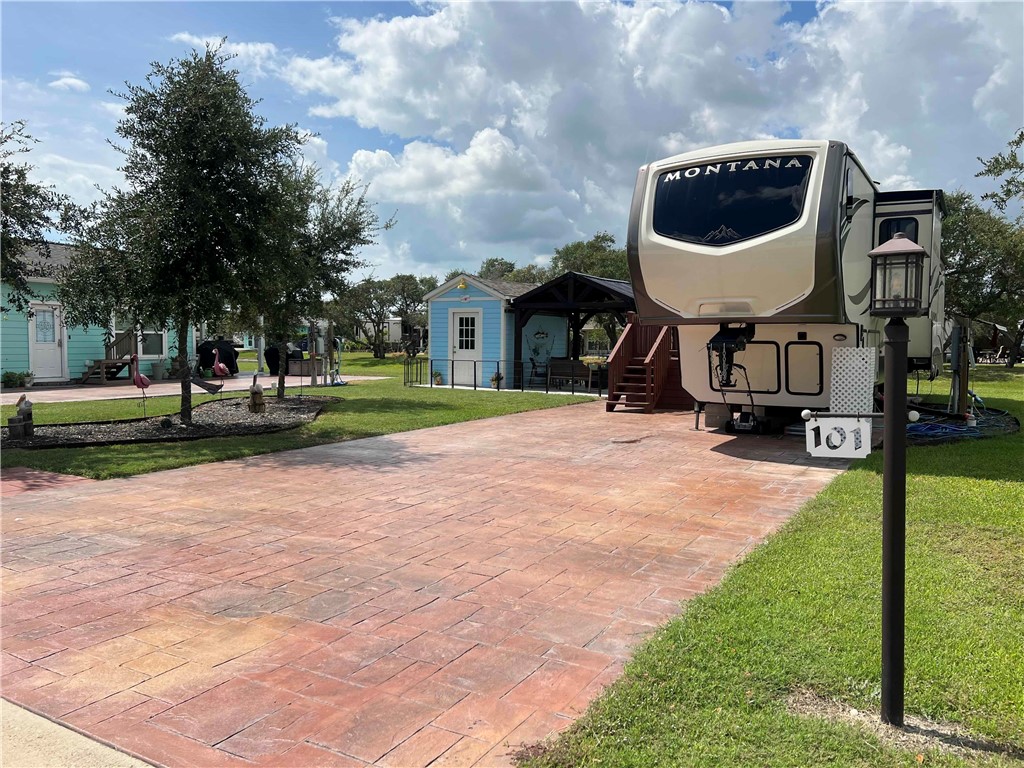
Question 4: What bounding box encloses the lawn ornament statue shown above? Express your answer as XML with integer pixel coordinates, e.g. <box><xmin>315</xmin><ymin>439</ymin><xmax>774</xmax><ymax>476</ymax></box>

<box><xmin>248</xmin><ymin>374</ymin><xmax>266</xmax><ymax>414</ymax></box>
<box><xmin>8</xmin><ymin>394</ymin><xmax>34</xmax><ymax>438</ymax></box>
<box><xmin>131</xmin><ymin>353</ymin><xmax>151</xmax><ymax>416</ymax></box>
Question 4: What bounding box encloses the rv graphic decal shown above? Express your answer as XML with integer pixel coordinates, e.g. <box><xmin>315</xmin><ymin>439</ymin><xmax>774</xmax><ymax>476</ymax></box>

<box><xmin>840</xmin><ymin>197</ymin><xmax>870</xmax><ymax>251</ymax></box>
<box><xmin>703</xmin><ymin>225</ymin><xmax>742</xmax><ymax>242</ymax></box>
<box><xmin>662</xmin><ymin>157</ymin><xmax>805</xmax><ymax>182</ymax></box>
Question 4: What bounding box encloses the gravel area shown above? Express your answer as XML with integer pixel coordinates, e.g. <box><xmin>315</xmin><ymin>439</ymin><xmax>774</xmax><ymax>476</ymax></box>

<box><xmin>1</xmin><ymin>396</ymin><xmax>337</xmax><ymax>449</ymax></box>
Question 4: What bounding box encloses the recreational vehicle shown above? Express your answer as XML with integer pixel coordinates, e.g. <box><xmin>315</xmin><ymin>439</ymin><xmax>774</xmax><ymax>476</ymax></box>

<box><xmin>627</xmin><ymin>139</ymin><xmax>946</xmax><ymax>430</ymax></box>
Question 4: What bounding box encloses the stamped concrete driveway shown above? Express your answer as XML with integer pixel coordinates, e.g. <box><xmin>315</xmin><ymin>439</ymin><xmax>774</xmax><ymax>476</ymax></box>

<box><xmin>1</xmin><ymin>402</ymin><xmax>845</xmax><ymax>767</ymax></box>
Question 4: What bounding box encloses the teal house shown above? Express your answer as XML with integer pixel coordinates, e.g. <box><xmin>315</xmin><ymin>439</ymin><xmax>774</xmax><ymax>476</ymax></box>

<box><xmin>424</xmin><ymin>274</ymin><xmax>570</xmax><ymax>387</ymax></box>
<box><xmin>1</xmin><ymin>244</ymin><xmax>194</xmax><ymax>385</ymax></box>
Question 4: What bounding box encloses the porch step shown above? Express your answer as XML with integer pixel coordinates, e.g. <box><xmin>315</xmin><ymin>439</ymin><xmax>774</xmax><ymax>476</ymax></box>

<box><xmin>80</xmin><ymin>359</ymin><xmax>129</xmax><ymax>384</ymax></box>
<box><xmin>606</xmin><ymin>394</ymin><xmax>652</xmax><ymax>412</ymax></box>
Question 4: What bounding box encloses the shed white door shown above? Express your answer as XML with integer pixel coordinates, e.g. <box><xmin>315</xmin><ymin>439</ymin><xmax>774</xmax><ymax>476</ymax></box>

<box><xmin>30</xmin><ymin>303</ymin><xmax>66</xmax><ymax>381</ymax></box>
<box><xmin>451</xmin><ymin>310</ymin><xmax>482</xmax><ymax>386</ymax></box>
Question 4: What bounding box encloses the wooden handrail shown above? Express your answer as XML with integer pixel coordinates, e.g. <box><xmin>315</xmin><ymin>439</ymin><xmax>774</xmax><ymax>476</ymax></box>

<box><xmin>606</xmin><ymin>318</ymin><xmax>638</xmax><ymax>406</ymax></box>
<box><xmin>643</xmin><ymin>326</ymin><xmax>673</xmax><ymax>413</ymax></box>
<box><xmin>106</xmin><ymin>330</ymin><xmax>135</xmax><ymax>360</ymax></box>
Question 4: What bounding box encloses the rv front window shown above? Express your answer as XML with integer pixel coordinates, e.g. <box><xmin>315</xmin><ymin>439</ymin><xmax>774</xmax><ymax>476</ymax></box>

<box><xmin>653</xmin><ymin>154</ymin><xmax>813</xmax><ymax>246</ymax></box>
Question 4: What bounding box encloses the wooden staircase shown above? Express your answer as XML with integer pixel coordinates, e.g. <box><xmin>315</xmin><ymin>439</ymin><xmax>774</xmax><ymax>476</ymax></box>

<box><xmin>606</xmin><ymin>314</ymin><xmax>694</xmax><ymax>413</ymax></box>
<box><xmin>80</xmin><ymin>330</ymin><xmax>135</xmax><ymax>384</ymax></box>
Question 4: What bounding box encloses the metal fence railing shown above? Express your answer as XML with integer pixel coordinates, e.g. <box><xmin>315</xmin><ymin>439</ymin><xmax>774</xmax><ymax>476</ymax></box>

<box><xmin>403</xmin><ymin>357</ymin><xmax>605</xmax><ymax>396</ymax></box>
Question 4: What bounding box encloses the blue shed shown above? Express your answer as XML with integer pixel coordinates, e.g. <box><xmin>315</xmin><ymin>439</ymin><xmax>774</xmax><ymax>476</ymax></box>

<box><xmin>425</xmin><ymin>274</ymin><xmax>571</xmax><ymax>387</ymax></box>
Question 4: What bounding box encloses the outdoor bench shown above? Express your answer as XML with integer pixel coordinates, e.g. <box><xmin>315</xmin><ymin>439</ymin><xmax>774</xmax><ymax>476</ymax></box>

<box><xmin>548</xmin><ymin>358</ymin><xmax>593</xmax><ymax>390</ymax></box>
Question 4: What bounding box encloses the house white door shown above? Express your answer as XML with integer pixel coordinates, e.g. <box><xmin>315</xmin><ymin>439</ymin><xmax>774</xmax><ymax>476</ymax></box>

<box><xmin>451</xmin><ymin>310</ymin><xmax>482</xmax><ymax>386</ymax></box>
<box><xmin>29</xmin><ymin>303</ymin><xmax>66</xmax><ymax>381</ymax></box>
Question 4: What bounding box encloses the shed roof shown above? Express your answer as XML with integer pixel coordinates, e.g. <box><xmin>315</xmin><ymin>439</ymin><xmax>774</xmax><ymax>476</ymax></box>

<box><xmin>473</xmin><ymin>276</ymin><xmax>540</xmax><ymax>299</ymax></box>
<box><xmin>424</xmin><ymin>273</ymin><xmax>539</xmax><ymax>302</ymax></box>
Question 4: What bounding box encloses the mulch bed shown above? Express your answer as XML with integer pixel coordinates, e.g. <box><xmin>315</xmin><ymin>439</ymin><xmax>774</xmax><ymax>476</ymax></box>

<box><xmin>1</xmin><ymin>396</ymin><xmax>339</xmax><ymax>450</ymax></box>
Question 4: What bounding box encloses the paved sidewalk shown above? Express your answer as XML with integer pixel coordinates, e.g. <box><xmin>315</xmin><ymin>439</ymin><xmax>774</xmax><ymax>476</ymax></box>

<box><xmin>2</xmin><ymin>699</ymin><xmax>148</xmax><ymax>768</ymax></box>
<box><xmin>1</xmin><ymin>374</ymin><xmax>386</xmax><ymax>406</ymax></box>
<box><xmin>1</xmin><ymin>403</ymin><xmax>846</xmax><ymax>766</ymax></box>
<box><xmin>1</xmin><ymin>468</ymin><xmax>96</xmax><ymax>499</ymax></box>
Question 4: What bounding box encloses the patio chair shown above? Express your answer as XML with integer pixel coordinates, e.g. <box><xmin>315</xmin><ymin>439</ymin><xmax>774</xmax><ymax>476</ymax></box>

<box><xmin>529</xmin><ymin>357</ymin><xmax>548</xmax><ymax>387</ymax></box>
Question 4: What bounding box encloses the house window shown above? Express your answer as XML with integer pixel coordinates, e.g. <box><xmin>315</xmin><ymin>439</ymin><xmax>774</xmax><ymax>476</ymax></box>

<box><xmin>113</xmin><ymin>316</ymin><xmax>167</xmax><ymax>358</ymax></box>
<box><xmin>879</xmin><ymin>217</ymin><xmax>919</xmax><ymax>244</ymax></box>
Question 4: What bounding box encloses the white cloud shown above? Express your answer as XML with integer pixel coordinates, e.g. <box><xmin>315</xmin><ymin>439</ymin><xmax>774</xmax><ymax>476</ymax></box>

<box><xmin>302</xmin><ymin>0</ymin><xmax>1019</xmax><ymax>273</ymax></box>
<box><xmin>47</xmin><ymin>71</ymin><xmax>90</xmax><ymax>92</ymax></box>
<box><xmin>32</xmin><ymin>153</ymin><xmax>123</xmax><ymax>206</ymax></box>
<box><xmin>96</xmin><ymin>101</ymin><xmax>126</xmax><ymax>120</ymax></box>
<box><xmin>169</xmin><ymin>33</ymin><xmax>280</xmax><ymax>77</ymax></box>
<box><xmin>297</xmin><ymin>130</ymin><xmax>340</xmax><ymax>181</ymax></box>
<box><xmin>9</xmin><ymin>2</ymin><xmax>1019</xmax><ymax>278</ymax></box>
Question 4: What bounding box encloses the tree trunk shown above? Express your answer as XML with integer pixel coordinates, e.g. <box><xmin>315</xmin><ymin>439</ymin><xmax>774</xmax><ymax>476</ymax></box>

<box><xmin>277</xmin><ymin>341</ymin><xmax>288</xmax><ymax>400</ymax></box>
<box><xmin>601</xmin><ymin>319</ymin><xmax>620</xmax><ymax>348</ymax></box>
<box><xmin>177</xmin><ymin>322</ymin><xmax>192</xmax><ymax>424</ymax></box>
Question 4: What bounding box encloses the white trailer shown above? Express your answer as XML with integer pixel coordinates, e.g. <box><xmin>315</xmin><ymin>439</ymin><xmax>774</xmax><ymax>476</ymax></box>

<box><xmin>626</xmin><ymin>139</ymin><xmax>946</xmax><ymax>429</ymax></box>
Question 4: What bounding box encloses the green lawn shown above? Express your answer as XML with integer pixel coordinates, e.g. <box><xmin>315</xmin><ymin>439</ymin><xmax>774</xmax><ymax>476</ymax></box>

<box><xmin>234</xmin><ymin>348</ymin><xmax>401</xmax><ymax>374</ymax></box>
<box><xmin>1</xmin><ymin>370</ymin><xmax>591</xmax><ymax>479</ymax></box>
<box><xmin>522</xmin><ymin>366</ymin><xmax>1023</xmax><ymax>767</ymax></box>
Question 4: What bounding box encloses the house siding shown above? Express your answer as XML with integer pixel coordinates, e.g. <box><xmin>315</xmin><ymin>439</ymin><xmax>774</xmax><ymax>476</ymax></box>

<box><xmin>2</xmin><ymin>281</ymin><xmax>196</xmax><ymax>381</ymax></box>
<box><xmin>1</xmin><ymin>285</ymin><xmax>31</xmax><ymax>373</ymax></box>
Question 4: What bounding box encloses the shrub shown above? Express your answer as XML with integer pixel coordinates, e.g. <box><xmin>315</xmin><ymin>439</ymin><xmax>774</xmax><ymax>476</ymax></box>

<box><xmin>1</xmin><ymin>371</ymin><xmax>30</xmax><ymax>388</ymax></box>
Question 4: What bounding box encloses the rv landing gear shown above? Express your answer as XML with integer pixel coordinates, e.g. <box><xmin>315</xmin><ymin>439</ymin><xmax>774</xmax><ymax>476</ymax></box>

<box><xmin>725</xmin><ymin>411</ymin><xmax>761</xmax><ymax>434</ymax></box>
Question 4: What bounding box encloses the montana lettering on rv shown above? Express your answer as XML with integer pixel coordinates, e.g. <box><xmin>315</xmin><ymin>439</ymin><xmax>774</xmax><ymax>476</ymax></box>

<box><xmin>662</xmin><ymin>157</ymin><xmax>804</xmax><ymax>182</ymax></box>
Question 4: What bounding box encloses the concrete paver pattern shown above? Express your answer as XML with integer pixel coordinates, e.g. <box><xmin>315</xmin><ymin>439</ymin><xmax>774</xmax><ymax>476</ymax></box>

<box><xmin>1</xmin><ymin>402</ymin><xmax>845</xmax><ymax>766</ymax></box>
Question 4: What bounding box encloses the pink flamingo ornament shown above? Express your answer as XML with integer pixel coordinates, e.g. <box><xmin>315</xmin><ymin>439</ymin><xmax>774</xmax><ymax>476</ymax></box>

<box><xmin>131</xmin><ymin>353</ymin><xmax>151</xmax><ymax>415</ymax></box>
<box><xmin>212</xmin><ymin>348</ymin><xmax>230</xmax><ymax>398</ymax></box>
<box><xmin>212</xmin><ymin>348</ymin><xmax>230</xmax><ymax>377</ymax></box>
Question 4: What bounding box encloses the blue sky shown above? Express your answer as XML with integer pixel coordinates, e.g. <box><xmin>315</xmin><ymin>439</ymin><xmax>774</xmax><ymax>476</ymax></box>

<box><xmin>3</xmin><ymin>2</ymin><xmax>1021</xmax><ymax>279</ymax></box>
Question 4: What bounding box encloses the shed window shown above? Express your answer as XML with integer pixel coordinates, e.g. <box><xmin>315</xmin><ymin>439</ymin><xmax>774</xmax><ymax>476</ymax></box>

<box><xmin>879</xmin><ymin>217</ymin><xmax>919</xmax><ymax>244</ymax></box>
<box><xmin>458</xmin><ymin>316</ymin><xmax>476</xmax><ymax>350</ymax></box>
<box><xmin>654</xmin><ymin>155</ymin><xmax>813</xmax><ymax>246</ymax></box>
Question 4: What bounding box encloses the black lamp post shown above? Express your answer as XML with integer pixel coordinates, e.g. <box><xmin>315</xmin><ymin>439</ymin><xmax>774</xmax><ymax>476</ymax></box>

<box><xmin>868</xmin><ymin>231</ymin><xmax>927</xmax><ymax>727</ymax></box>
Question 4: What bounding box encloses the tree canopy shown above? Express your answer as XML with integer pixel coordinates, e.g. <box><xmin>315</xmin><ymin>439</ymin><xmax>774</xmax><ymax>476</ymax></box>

<box><xmin>230</xmin><ymin>167</ymin><xmax>394</xmax><ymax>395</ymax></box>
<box><xmin>977</xmin><ymin>128</ymin><xmax>1024</xmax><ymax>216</ymax></box>
<box><xmin>942</xmin><ymin>190</ymin><xmax>1024</xmax><ymax>365</ymax></box>
<box><xmin>0</xmin><ymin>121</ymin><xmax>75</xmax><ymax>314</ymax></box>
<box><xmin>59</xmin><ymin>45</ymin><xmax>313</xmax><ymax>421</ymax></box>
<box><xmin>331</xmin><ymin>273</ymin><xmax>436</xmax><ymax>358</ymax></box>
<box><xmin>455</xmin><ymin>232</ymin><xmax>628</xmax><ymax>285</ymax></box>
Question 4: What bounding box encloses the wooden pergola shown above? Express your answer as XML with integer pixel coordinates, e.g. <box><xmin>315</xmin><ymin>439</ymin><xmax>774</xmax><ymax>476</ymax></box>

<box><xmin>511</xmin><ymin>272</ymin><xmax>636</xmax><ymax>365</ymax></box>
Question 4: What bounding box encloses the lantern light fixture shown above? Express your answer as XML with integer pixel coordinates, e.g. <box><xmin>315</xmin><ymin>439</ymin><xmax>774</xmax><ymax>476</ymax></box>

<box><xmin>868</xmin><ymin>232</ymin><xmax>927</xmax><ymax>318</ymax></box>
<box><xmin>456</xmin><ymin>277</ymin><xmax>468</xmax><ymax>290</ymax></box>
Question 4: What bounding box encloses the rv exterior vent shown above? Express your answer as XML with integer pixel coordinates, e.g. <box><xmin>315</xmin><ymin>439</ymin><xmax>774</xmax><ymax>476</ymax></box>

<box><xmin>699</xmin><ymin>302</ymin><xmax>754</xmax><ymax>316</ymax></box>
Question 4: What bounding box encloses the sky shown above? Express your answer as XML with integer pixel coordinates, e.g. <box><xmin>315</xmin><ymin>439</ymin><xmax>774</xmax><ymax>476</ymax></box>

<box><xmin>3</xmin><ymin>1</ymin><xmax>1022</xmax><ymax>281</ymax></box>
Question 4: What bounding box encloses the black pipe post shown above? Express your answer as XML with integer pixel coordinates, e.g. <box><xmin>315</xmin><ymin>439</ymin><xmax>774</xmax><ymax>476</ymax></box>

<box><xmin>881</xmin><ymin>316</ymin><xmax>908</xmax><ymax>726</ymax></box>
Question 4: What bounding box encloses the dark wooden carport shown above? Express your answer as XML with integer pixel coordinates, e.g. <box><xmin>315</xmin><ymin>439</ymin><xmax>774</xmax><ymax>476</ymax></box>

<box><xmin>511</xmin><ymin>272</ymin><xmax>636</xmax><ymax>371</ymax></box>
